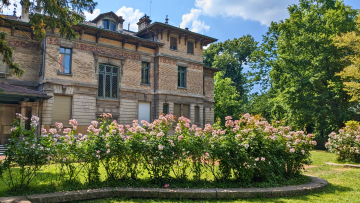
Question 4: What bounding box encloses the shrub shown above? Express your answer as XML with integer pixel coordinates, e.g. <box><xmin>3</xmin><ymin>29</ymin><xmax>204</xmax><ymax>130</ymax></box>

<box><xmin>0</xmin><ymin>113</ymin><xmax>317</xmax><ymax>191</ymax></box>
<box><xmin>325</xmin><ymin>122</ymin><xmax>360</xmax><ymax>163</ymax></box>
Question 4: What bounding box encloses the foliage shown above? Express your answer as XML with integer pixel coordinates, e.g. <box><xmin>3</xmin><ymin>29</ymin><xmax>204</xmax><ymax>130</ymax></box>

<box><xmin>214</xmin><ymin>72</ymin><xmax>242</xmax><ymax>124</ymax></box>
<box><xmin>0</xmin><ymin>114</ymin><xmax>53</xmax><ymax>191</ymax></box>
<box><xmin>250</xmin><ymin>0</ymin><xmax>359</xmax><ymax>143</ymax></box>
<box><xmin>325</xmin><ymin>124</ymin><xmax>360</xmax><ymax>163</ymax></box>
<box><xmin>333</xmin><ymin>13</ymin><xmax>360</xmax><ymax>103</ymax></box>
<box><xmin>204</xmin><ymin>35</ymin><xmax>258</xmax><ymax>99</ymax></box>
<box><xmin>0</xmin><ymin>113</ymin><xmax>317</xmax><ymax>191</ymax></box>
<box><xmin>0</xmin><ymin>0</ymin><xmax>97</xmax><ymax>77</ymax></box>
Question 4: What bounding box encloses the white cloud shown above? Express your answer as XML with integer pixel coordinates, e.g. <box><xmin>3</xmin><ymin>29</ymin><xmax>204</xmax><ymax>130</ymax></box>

<box><xmin>180</xmin><ymin>8</ymin><xmax>201</xmax><ymax>28</ymax></box>
<box><xmin>116</xmin><ymin>6</ymin><xmax>144</xmax><ymax>32</ymax></box>
<box><xmin>195</xmin><ymin>0</ymin><xmax>298</xmax><ymax>26</ymax></box>
<box><xmin>191</xmin><ymin>20</ymin><xmax>209</xmax><ymax>33</ymax></box>
<box><xmin>180</xmin><ymin>8</ymin><xmax>210</xmax><ymax>34</ymax></box>
<box><xmin>84</xmin><ymin>8</ymin><xmax>100</xmax><ymax>21</ymax></box>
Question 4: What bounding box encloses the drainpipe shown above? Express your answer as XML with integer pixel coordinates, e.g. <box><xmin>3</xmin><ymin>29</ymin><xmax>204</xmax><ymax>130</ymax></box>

<box><xmin>41</xmin><ymin>37</ymin><xmax>46</xmax><ymax>92</ymax></box>
<box><xmin>153</xmin><ymin>46</ymin><xmax>158</xmax><ymax>121</ymax></box>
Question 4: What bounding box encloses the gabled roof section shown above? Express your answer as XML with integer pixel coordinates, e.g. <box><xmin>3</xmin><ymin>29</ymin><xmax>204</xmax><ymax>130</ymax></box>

<box><xmin>135</xmin><ymin>22</ymin><xmax>218</xmax><ymax>46</ymax></box>
<box><xmin>91</xmin><ymin>11</ymin><xmax>124</xmax><ymax>23</ymax></box>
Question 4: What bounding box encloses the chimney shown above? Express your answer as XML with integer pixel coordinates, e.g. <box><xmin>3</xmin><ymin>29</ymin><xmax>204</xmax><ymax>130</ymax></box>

<box><xmin>118</xmin><ymin>16</ymin><xmax>125</xmax><ymax>31</ymax></box>
<box><xmin>20</xmin><ymin>1</ymin><xmax>30</xmax><ymax>22</ymax></box>
<box><xmin>165</xmin><ymin>15</ymin><xmax>169</xmax><ymax>24</ymax></box>
<box><xmin>137</xmin><ymin>14</ymin><xmax>152</xmax><ymax>31</ymax></box>
<box><xmin>185</xmin><ymin>28</ymin><xmax>188</xmax><ymax>30</ymax></box>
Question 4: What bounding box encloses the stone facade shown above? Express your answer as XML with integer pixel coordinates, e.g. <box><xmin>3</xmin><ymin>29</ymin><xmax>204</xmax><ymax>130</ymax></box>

<box><xmin>0</xmin><ymin>11</ymin><xmax>219</xmax><ymax>135</ymax></box>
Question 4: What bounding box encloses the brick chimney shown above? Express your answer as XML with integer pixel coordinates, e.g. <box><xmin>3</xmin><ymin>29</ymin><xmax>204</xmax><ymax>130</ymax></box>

<box><xmin>20</xmin><ymin>1</ymin><xmax>29</xmax><ymax>22</ymax></box>
<box><xmin>137</xmin><ymin>14</ymin><xmax>152</xmax><ymax>31</ymax></box>
<box><xmin>118</xmin><ymin>16</ymin><xmax>125</xmax><ymax>31</ymax></box>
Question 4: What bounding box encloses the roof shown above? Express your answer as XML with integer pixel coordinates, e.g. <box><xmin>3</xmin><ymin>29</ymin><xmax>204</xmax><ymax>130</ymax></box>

<box><xmin>135</xmin><ymin>22</ymin><xmax>218</xmax><ymax>45</ymax></box>
<box><xmin>203</xmin><ymin>66</ymin><xmax>222</xmax><ymax>72</ymax></box>
<box><xmin>0</xmin><ymin>83</ymin><xmax>48</xmax><ymax>96</ymax></box>
<box><xmin>91</xmin><ymin>11</ymin><xmax>124</xmax><ymax>23</ymax></box>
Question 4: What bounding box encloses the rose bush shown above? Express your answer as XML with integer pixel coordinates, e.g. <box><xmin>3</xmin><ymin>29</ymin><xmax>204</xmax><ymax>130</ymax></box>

<box><xmin>0</xmin><ymin>113</ymin><xmax>317</xmax><ymax>191</ymax></box>
<box><xmin>325</xmin><ymin>121</ymin><xmax>360</xmax><ymax>163</ymax></box>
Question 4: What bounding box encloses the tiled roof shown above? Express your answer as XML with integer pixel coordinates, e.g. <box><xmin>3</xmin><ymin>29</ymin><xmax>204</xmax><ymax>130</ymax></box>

<box><xmin>0</xmin><ymin>83</ymin><xmax>47</xmax><ymax>96</ymax></box>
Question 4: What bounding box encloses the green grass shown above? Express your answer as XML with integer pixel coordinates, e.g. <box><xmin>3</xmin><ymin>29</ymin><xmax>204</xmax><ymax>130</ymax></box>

<box><xmin>73</xmin><ymin>151</ymin><xmax>360</xmax><ymax>203</ymax></box>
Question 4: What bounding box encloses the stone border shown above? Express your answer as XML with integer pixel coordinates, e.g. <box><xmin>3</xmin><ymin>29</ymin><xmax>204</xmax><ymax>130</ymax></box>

<box><xmin>326</xmin><ymin>162</ymin><xmax>360</xmax><ymax>168</ymax></box>
<box><xmin>0</xmin><ymin>176</ymin><xmax>327</xmax><ymax>203</ymax></box>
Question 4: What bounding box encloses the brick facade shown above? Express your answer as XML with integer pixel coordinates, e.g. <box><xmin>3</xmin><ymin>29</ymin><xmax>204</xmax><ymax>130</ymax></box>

<box><xmin>0</xmin><ymin>11</ymin><xmax>219</xmax><ymax>136</ymax></box>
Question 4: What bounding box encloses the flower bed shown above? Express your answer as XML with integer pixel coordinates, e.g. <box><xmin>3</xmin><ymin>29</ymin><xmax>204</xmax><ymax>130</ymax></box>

<box><xmin>325</xmin><ymin>121</ymin><xmax>360</xmax><ymax>163</ymax></box>
<box><xmin>0</xmin><ymin>113</ymin><xmax>316</xmax><ymax>192</ymax></box>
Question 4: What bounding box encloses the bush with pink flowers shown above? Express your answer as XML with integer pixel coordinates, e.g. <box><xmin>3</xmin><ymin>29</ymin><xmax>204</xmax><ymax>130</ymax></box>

<box><xmin>0</xmin><ymin>113</ymin><xmax>317</xmax><ymax>191</ymax></box>
<box><xmin>325</xmin><ymin>121</ymin><xmax>360</xmax><ymax>163</ymax></box>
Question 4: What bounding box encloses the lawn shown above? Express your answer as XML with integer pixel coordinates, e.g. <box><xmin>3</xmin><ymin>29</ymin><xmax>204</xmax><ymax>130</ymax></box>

<box><xmin>75</xmin><ymin>150</ymin><xmax>360</xmax><ymax>203</ymax></box>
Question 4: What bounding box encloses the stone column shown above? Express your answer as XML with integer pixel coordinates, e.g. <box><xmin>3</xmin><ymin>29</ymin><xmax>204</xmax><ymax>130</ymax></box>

<box><xmin>20</xmin><ymin>102</ymin><xmax>27</xmax><ymax>126</ymax></box>
<box><xmin>190</xmin><ymin>104</ymin><xmax>195</xmax><ymax>124</ymax></box>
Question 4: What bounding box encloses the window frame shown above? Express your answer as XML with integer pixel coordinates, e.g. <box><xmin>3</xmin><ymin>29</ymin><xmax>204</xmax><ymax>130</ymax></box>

<box><xmin>103</xmin><ymin>19</ymin><xmax>116</xmax><ymax>31</ymax></box>
<box><xmin>170</xmin><ymin>37</ymin><xmax>177</xmax><ymax>50</ymax></box>
<box><xmin>187</xmin><ymin>41</ymin><xmax>194</xmax><ymax>54</ymax></box>
<box><xmin>59</xmin><ymin>47</ymin><xmax>72</xmax><ymax>74</ymax></box>
<box><xmin>178</xmin><ymin>66</ymin><xmax>186</xmax><ymax>88</ymax></box>
<box><xmin>98</xmin><ymin>64</ymin><xmax>119</xmax><ymax>99</ymax></box>
<box><xmin>141</xmin><ymin>62</ymin><xmax>150</xmax><ymax>84</ymax></box>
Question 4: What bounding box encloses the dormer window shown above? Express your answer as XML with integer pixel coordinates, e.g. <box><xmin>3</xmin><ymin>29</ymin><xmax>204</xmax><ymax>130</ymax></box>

<box><xmin>103</xmin><ymin>19</ymin><xmax>116</xmax><ymax>31</ymax></box>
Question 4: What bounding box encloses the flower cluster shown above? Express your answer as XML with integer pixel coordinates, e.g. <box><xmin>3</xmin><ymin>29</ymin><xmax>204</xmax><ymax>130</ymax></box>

<box><xmin>326</xmin><ymin>122</ymin><xmax>360</xmax><ymax>163</ymax></box>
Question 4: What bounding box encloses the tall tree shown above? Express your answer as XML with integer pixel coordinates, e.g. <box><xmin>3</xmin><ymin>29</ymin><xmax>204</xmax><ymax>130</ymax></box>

<box><xmin>251</xmin><ymin>0</ymin><xmax>359</xmax><ymax>143</ymax></box>
<box><xmin>214</xmin><ymin>72</ymin><xmax>242</xmax><ymax>124</ymax></box>
<box><xmin>0</xmin><ymin>0</ymin><xmax>97</xmax><ymax>77</ymax></box>
<box><xmin>204</xmin><ymin>35</ymin><xmax>258</xmax><ymax>99</ymax></box>
<box><xmin>333</xmin><ymin>13</ymin><xmax>360</xmax><ymax>104</ymax></box>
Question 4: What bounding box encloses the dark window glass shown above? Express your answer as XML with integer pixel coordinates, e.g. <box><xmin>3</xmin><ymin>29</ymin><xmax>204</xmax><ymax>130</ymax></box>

<box><xmin>178</xmin><ymin>67</ymin><xmax>186</xmax><ymax>87</ymax></box>
<box><xmin>163</xmin><ymin>104</ymin><xmax>168</xmax><ymax>114</ymax></box>
<box><xmin>98</xmin><ymin>64</ymin><xmax>119</xmax><ymax>99</ymax></box>
<box><xmin>103</xmin><ymin>20</ymin><xmax>109</xmax><ymax>29</ymax></box>
<box><xmin>110</xmin><ymin>22</ymin><xmax>116</xmax><ymax>31</ymax></box>
<box><xmin>187</xmin><ymin>41</ymin><xmax>194</xmax><ymax>54</ymax></box>
<box><xmin>141</xmin><ymin>62</ymin><xmax>150</xmax><ymax>84</ymax></box>
<box><xmin>59</xmin><ymin>47</ymin><xmax>71</xmax><ymax>74</ymax></box>
<box><xmin>170</xmin><ymin>37</ymin><xmax>177</xmax><ymax>50</ymax></box>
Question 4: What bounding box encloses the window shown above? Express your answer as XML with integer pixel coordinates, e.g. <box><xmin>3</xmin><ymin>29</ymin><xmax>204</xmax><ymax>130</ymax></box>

<box><xmin>195</xmin><ymin>106</ymin><xmax>200</xmax><ymax>123</ymax></box>
<box><xmin>187</xmin><ymin>41</ymin><xmax>194</xmax><ymax>54</ymax></box>
<box><xmin>170</xmin><ymin>37</ymin><xmax>177</xmax><ymax>50</ymax></box>
<box><xmin>103</xmin><ymin>20</ymin><xmax>116</xmax><ymax>31</ymax></box>
<box><xmin>98</xmin><ymin>64</ymin><xmax>119</xmax><ymax>99</ymax></box>
<box><xmin>59</xmin><ymin>47</ymin><xmax>71</xmax><ymax>74</ymax></box>
<box><xmin>141</xmin><ymin>62</ymin><xmax>150</xmax><ymax>84</ymax></box>
<box><xmin>178</xmin><ymin>67</ymin><xmax>186</xmax><ymax>87</ymax></box>
<box><xmin>163</xmin><ymin>104</ymin><xmax>168</xmax><ymax>115</ymax></box>
<box><xmin>52</xmin><ymin>95</ymin><xmax>72</xmax><ymax>125</ymax></box>
<box><xmin>183</xmin><ymin>104</ymin><xmax>190</xmax><ymax>119</ymax></box>
<box><xmin>0</xmin><ymin>54</ymin><xmax>8</xmax><ymax>74</ymax></box>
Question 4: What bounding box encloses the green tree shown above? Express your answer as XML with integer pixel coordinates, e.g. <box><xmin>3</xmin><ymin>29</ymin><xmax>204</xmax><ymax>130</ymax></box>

<box><xmin>333</xmin><ymin>13</ymin><xmax>360</xmax><ymax>103</ymax></box>
<box><xmin>204</xmin><ymin>35</ymin><xmax>258</xmax><ymax>99</ymax></box>
<box><xmin>0</xmin><ymin>0</ymin><xmax>97</xmax><ymax>77</ymax></box>
<box><xmin>251</xmin><ymin>0</ymin><xmax>359</xmax><ymax>144</ymax></box>
<box><xmin>214</xmin><ymin>72</ymin><xmax>242</xmax><ymax>124</ymax></box>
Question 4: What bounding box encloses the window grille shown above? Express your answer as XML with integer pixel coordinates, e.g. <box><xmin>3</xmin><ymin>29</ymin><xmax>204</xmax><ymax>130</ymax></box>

<box><xmin>170</xmin><ymin>37</ymin><xmax>177</xmax><ymax>50</ymax></box>
<box><xmin>178</xmin><ymin>67</ymin><xmax>186</xmax><ymax>87</ymax></box>
<box><xmin>187</xmin><ymin>41</ymin><xmax>194</xmax><ymax>54</ymax></box>
<box><xmin>141</xmin><ymin>62</ymin><xmax>150</xmax><ymax>84</ymax></box>
<box><xmin>98</xmin><ymin>64</ymin><xmax>119</xmax><ymax>99</ymax></box>
<box><xmin>59</xmin><ymin>47</ymin><xmax>71</xmax><ymax>74</ymax></box>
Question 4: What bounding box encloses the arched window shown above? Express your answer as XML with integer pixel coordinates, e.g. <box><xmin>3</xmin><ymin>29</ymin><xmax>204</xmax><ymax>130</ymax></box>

<box><xmin>98</xmin><ymin>64</ymin><xmax>119</xmax><ymax>99</ymax></box>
